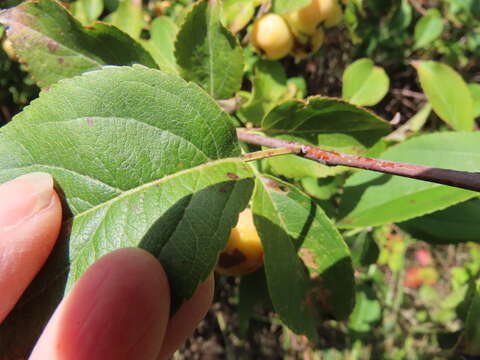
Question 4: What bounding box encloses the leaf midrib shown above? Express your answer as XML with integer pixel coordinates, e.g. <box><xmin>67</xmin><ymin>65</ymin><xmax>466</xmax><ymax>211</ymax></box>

<box><xmin>71</xmin><ymin>157</ymin><xmax>244</xmax><ymax>223</ymax></box>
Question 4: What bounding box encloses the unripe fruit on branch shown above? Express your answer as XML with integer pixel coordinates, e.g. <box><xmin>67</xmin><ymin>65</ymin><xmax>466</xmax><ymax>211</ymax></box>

<box><xmin>290</xmin><ymin>27</ymin><xmax>325</xmax><ymax>59</ymax></box>
<box><xmin>215</xmin><ymin>208</ymin><xmax>264</xmax><ymax>276</ymax></box>
<box><xmin>251</xmin><ymin>14</ymin><xmax>294</xmax><ymax>60</ymax></box>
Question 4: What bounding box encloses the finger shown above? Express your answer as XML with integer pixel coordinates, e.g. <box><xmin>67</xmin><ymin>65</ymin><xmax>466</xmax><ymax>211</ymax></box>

<box><xmin>30</xmin><ymin>248</ymin><xmax>171</xmax><ymax>360</ymax></box>
<box><xmin>0</xmin><ymin>172</ymin><xmax>62</xmax><ymax>322</ymax></box>
<box><xmin>157</xmin><ymin>273</ymin><xmax>214</xmax><ymax>360</ymax></box>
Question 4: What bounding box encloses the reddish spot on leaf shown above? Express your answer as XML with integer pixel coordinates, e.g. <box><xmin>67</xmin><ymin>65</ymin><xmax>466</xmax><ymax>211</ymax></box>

<box><xmin>299</xmin><ymin>248</ymin><xmax>318</xmax><ymax>269</ymax></box>
<box><xmin>226</xmin><ymin>172</ymin><xmax>239</xmax><ymax>180</ymax></box>
<box><xmin>57</xmin><ymin>57</ymin><xmax>64</xmax><ymax>64</ymax></box>
<box><xmin>218</xmin><ymin>248</ymin><xmax>246</xmax><ymax>268</ymax></box>
<box><xmin>261</xmin><ymin>177</ymin><xmax>289</xmax><ymax>193</ymax></box>
<box><xmin>304</xmin><ymin>276</ymin><xmax>333</xmax><ymax>316</ymax></box>
<box><xmin>47</xmin><ymin>41</ymin><xmax>59</xmax><ymax>52</ymax></box>
<box><xmin>86</xmin><ymin>117</ymin><xmax>94</xmax><ymax>126</ymax></box>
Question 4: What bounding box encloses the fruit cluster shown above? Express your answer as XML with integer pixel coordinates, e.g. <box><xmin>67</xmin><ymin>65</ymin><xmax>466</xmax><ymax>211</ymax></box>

<box><xmin>251</xmin><ymin>0</ymin><xmax>343</xmax><ymax>60</ymax></box>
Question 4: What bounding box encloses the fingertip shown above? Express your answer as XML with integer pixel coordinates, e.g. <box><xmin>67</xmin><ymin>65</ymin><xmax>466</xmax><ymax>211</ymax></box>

<box><xmin>157</xmin><ymin>273</ymin><xmax>214</xmax><ymax>360</ymax></box>
<box><xmin>0</xmin><ymin>173</ymin><xmax>62</xmax><ymax>322</ymax></box>
<box><xmin>31</xmin><ymin>248</ymin><xmax>171</xmax><ymax>360</ymax></box>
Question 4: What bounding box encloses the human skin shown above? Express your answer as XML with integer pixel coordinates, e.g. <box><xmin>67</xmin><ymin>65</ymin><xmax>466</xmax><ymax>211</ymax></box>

<box><xmin>0</xmin><ymin>172</ymin><xmax>213</xmax><ymax>360</ymax></box>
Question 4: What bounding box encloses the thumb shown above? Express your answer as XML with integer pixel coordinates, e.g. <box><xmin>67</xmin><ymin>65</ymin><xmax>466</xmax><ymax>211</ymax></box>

<box><xmin>0</xmin><ymin>172</ymin><xmax>62</xmax><ymax>322</ymax></box>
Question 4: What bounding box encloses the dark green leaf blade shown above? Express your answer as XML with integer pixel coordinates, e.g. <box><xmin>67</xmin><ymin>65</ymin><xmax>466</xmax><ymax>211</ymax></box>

<box><xmin>0</xmin><ymin>0</ymin><xmax>157</xmax><ymax>87</ymax></box>
<box><xmin>252</xmin><ymin>176</ymin><xmax>355</xmax><ymax>339</ymax></box>
<box><xmin>455</xmin><ymin>281</ymin><xmax>480</xmax><ymax>356</ymax></box>
<box><xmin>175</xmin><ymin>0</ymin><xmax>244</xmax><ymax>99</ymax></box>
<box><xmin>0</xmin><ymin>65</ymin><xmax>254</xmax><ymax>356</ymax></box>
<box><xmin>338</xmin><ymin>132</ymin><xmax>480</xmax><ymax>228</ymax></box>
<box><xmin>399</xmin><ymin>198</ymin><xmax>480</xmax><ymax>244</ymax></box>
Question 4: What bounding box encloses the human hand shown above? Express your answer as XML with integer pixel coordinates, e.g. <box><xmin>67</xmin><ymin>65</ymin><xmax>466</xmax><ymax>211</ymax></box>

<box><xmin>0</xmin><ymin>172</ymin><xmax>214</xmax><ymax>359</ymax></box>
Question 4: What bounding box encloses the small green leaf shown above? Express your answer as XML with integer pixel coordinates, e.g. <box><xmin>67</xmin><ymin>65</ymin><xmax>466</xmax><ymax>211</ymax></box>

<box><xmin>261</xmin><ymin>97</ymin><xmax>391</xmax><ymax>178</ymax></box>
<box><xmin>71</xmin><ymin>0</ymin><xmax>104</xmax><ymax>24</ymax></box>
<box><xmin>142</xmin><ymin>16</ymin><xmax>179</xmax><ymax>74</ymax></box>
<box><xmin>175</xmin><ymin>0</ymin><xmax>244</xmax><ymax>99</ymax></box>
<box><xmin>414</xmin><ymin>61</ymin><xmax>474</xmax><ymax>131</ymax></box>
<box><xmin>338</xmin><ymin>132</ymin><xmax>480</xmax><ymax>228</ymax></box>
<box><xmin>222</xmin><ymin>0</ymin><xmax>256</xmax><ymax>33</ymax></box>
<box><xmin>348</xmin><ymin>283</ymin><xmax>381</xmax><ymax>334</ymax></box>
<box><xmin>0</xmin><ymin>66</ymin><xmax>254</xmax><ymax>356</ymax></box>
<box><xmin>252</xmin><ymin>176</ymin><xmax>355</xmax><ymax>337</ymax></box>
<box><xmin>413</xmin><ymin>8</ymin><xmax>444</xmax><ymax>49</ymax></box>
<box><xmin>271</xmin><ymin>0</ymin><xmax>310</xmax><ymax>14</ymax></box>
<box><xmin>342</xmin><ymin>58</ymin><xmax>390</xmax><ymax>107</ymax></box>
<box><xmin>237</xmin><ymin>60</ymin><xmax>289</xmax><ymax>125</ymax></box>
<box><xmin>0</xmin><ymin>0</ymin><xmax>157</xmax><ymax>87</ymax></box>
<box><xmin>468</xmin><ymin>83</ymin><xmax>480</xmax><ymax>118</ymax></box>
<box><xmin>399</xmin><ymin>199</ymin><xmax>480</xmax><ymax>244</ymax></box>
<box><xmin>105</xmin><ymin>0</ymin><xmax>144</xmax><ymax>39</ymax></box>
<box><xmin>455</xmin><ymin>281</ymin><xmax>480</xmax><ymax>356</ymax></box>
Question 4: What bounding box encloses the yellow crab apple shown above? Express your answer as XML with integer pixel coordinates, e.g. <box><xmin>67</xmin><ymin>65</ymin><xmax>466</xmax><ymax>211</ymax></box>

<box><xmin>324</xmin><ymin>0</ymin><xmax>343</xmax><ymax>28</ymax></box>
<box><xmin>251</xmin><ymin>13</ymin><xmax>294</xmax><ymax>60</ymax></box>
<box><xmin>284</xmin><ymin>0</ymin><xmax>337</xmax><ymax>36</ymax></box>
<box><xmin>290</xmin><ymin>27</ymin><xmax>325</xmax><ymax>59</ymax></box>
<box><xmin>215</xmin><ymin>208</ymin><xmax>264</xmax><ymax>276</ymax></box>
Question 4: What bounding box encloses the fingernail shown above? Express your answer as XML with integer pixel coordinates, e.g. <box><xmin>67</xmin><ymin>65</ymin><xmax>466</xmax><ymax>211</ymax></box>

<box><xmin>0</xmin><ymin>172</ymin><xmax>55</xmax><ymax>230</ymax></box>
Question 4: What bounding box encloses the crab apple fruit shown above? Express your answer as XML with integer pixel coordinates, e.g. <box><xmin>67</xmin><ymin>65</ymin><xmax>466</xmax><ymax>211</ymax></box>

<box><xmin>324</xmin><ymin>0</ymin><xmax>343</xmax><ymax>28</ymax></box>
<box><xmin>215</xmin><ymin>208</ymin><xmax>264</xmax><ymax>276</ymax></box>
<box><xmin>284</xmin><ymin>0</ymin><xmax>337</xmax><ymax>36</ymax></box>
<box><xmin>290</xmin><ymin>27</ymin><xmax>325</xmax><ymax>59</ymax></box>
<box><xmin>2</xmin><ymin>39</ymin><xmax>17</xmax><ymax>61</ymax></box>
<box><xmin>251</xmin><ymin>13</ymin><xmax>294</xmax><ymax>60</ymax></box>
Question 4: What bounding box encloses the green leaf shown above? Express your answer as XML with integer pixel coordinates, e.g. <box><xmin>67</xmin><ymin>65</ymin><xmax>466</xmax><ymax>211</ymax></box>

<box><xmin>271</xmin><ymin>0</ymin><xmax>310</xmax><ymax>14</ymax></box>
<box><xmin>237</xmin><ymin>60</ymin><xmax>289</xmax><ymax>125</ymax></box>
<box><xmin>104</xmin><ymin>0</ymin><xmax>144</xmax><ymax>39</ymax></box>
<box><xmin>342</xmin><ymin>58</ymin><xmax>390</xmax><ymax>106</ymax></box>
<box><xmin>141</xmin><ymin>16</ymin><xmax>179</xmax><ymax>74</ymax></box>
<box><xmin>413</xmin><ymin>9</ymin><xmax>444</xmax><ymax>49</ymax></box>
<box><xmin>399</xmin><ymin>198</ymin><xmax>480</xmax><ymax>244</ymax></box>
<box><xmin>386</xmin><ymin>103</ymin><xmax>432</xmax><ymax>142</ymax></box>
<box><xmin>468</xmin><ymin>83</ymin><xmax>480</xmax><ymax>118</ymax></box>
<box><xmin>0</xmin><ymin>66</ymin><xmax>255</xmax><ymax>356</ymax></box>
<box><xmin>222</xmin><ymin>0</ymin><xmax>256</xmax><ymax>33</ymax></box>
<box><xmin>348</xmin><ymin>231</ymin><xmax>379</xmax><ymax>267</ymax></box>
<box><xmin>348</xmin><ymin>283</ymin><xmax>381</xmax><ymax>334</ymax></box>
<box><xmin>338</xmin><ymin>132</ymin><xmax>480</xmax><ymax>228</ymax></box>
<box><xmin>261</xmin><ymin>97</ymin><xmax>391</xmax><ymax>178</ymax></box>
<box><xmin>252</xmin><ymin>176</ymin><xmax>355</xmax><ymax>338</ymax></box>
<box><xmin>413</xmin><ymin>61</ymin><xmax>474</xmax><ymax>131</ymax></box>
<box><xmin>238</xmin><ymin>269</ymin><xmax>270</xmax><ymax>335</ymax></box>
<box><xmin>71</xmin><ymin>0</ymin><xmax>104</xmax><ymax>25</ymax></box>
<box><xmin>0</xmin><ymin>0</ymin><xmax>157</xmax><ymax>88</ymax></box>
<box><xmin>455</xmin><ymin>281</ymin><xmax>480</xmax><ymax>356</ymax></box>
<box><xmin>175</xmin><ymin>0</ymin><xmax>244</xmax><ymax>99</ymax></box>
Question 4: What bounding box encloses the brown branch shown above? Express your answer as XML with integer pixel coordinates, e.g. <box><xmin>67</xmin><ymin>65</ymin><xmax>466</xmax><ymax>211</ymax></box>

<box><xmin>236</xmin><ymin>129</ymin><xmax>480</xmax><ymax>192</ymax></box>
